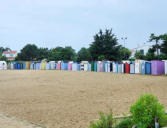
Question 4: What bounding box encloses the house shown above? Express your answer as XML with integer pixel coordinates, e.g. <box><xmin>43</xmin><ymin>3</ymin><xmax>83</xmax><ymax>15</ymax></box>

<box><xmin>130</xmin><ymin>44</ymin><xmax>152</xmax><ymax>58</ymax></box>
<box><xmin>2</xmin><ymin>51</ymin><xmax>17</xmax><ymax>60</ymax></box>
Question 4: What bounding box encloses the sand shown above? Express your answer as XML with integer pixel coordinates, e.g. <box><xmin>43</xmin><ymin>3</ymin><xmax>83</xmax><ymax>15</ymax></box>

<box><xmin>0</xmin><ymin>70</ymin><xmax>167</xmax><ymax>128</ymax></box>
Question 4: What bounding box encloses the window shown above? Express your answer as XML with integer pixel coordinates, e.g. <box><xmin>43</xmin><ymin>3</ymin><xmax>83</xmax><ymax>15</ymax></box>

<box><xmin>140</xmin><ymin>49</ymin><xmax>144</xmax><ymax>55</ymax></box>
<box><xmin>10</xmin><ymin>54</ymin><xmax>14</xmax><ymax>57</ymax></box>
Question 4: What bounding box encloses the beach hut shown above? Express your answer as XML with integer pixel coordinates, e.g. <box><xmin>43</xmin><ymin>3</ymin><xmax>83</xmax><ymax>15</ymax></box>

<box><xmin>0</xmin><ymin>61</ymin><xmax>7</xmax><ymax>70</ymax></box>
<box><xmin>61</xmin><ymin>62</ymin><xmax>65</xmax><ymax>70</ymax></box>
<box><xmin>110</xmin><ymin>62</ymin><xmax>113</xmax><ymax>72</ymax></box>
<box><xmin>84</xmin><ymin>63</ymin><xmax>88</xmax><ymax>71</ymax></box>
<box><xmin>145</xmin><ymin>62</ymin><xmax>151</xmax><ymax>74</ymax></box>
<box><xmin>125</xmin><ymin>62</ymin><xmax>130</xmax><ymax>74</ymax></box>
<box><xmin>57</xmin><ymin>61</ymin><xmax>61</xmax><ymax>70</ymax></box>
<box><xmin>16</xmin><ymin>62</ymin><xmax>22</xmax><ymax>70</ymax></box>
<box><xmin>26</xmin><ymin>62</ymin><xmax>30</xmax><ymax>69</ymax></box>
<box><xmin>113</xmin><ymin>62</ymin><xmax>117</xmax><ymax>73</ymax></box>
<box><xmin>7</xmin><ymin>63</ymin><xmax>11</xmax><ymax>70</ymax></box>
<box><xmin>91</xmin><ymin>62</ymin><xmax>94</xmax><ymax>71</ymax></box>
<box><xmin>94</xmin><ymin>62</ymin><xmax>97</xmax><ymax>72</ymax></box>
<box><xmin>61</xmin><ymin>62</ymin><xmax>68</xmax><ymax>70</ymax></box>
<box><xmin>46</xmin><ymin>62</ymin><xmax>50</xmax><ymax>70</ymax></box>
<box><xmin>122</xmin><ymin>63</ymin><xmax>125</xmax><ymax>73</ymax></box>
<box><xmin>118</xmin><ymin>64</ymin><xmax>122</xmax><ymax>73</ymax></box>
<box><xmin>37</xmin><ymin>62</ymin><xmax>41</xmax><ymax>70</ymax></box>
<box><xmin>135</xmin><ymin>60</ymin><xmax>140</xmax><ymax>74</ymax></box>
<box><xmin>22</xmin><ymin>62</ymin><xmax>26</xmax><ymax>70</ymax></box>
<box><xmin>164</xmin><ymin>61</ymin><xmax>167</xmax><ymax>75</ymax></box>
<box><xmin>104</xmin><ymin>61</ymin><xmax>110</xmax><ymax>72</ymax></box>
<box><xmin>116</xmin><ymin>62</ymin><xmax>119</xmax><ymax>73</ymax></box>
<box><xmin>151</xmin><ymin>60</ymin><xmax>165</xmax><ymax>75</ymax></box>
<box><xmin>10</xmin><ymin>62</ymin><xmax>15</xmax><ymax>70</ymax></box>
<box><xmin>100</xmin><ymin>62</ymin><xmax>103</xmax><ymax>72</ymax></box>
<box><xmin>40</xmin><ymin>60</ymin><xmax>47</xmax><ymax>70</ymax></box>
<box><xmin>80</xmin><ymin>61</ymin><xmax>89</xmax><ymax>71</ymax></box>
<box><xmin>140</xmin><ymin>61</ymin><xmax>145</xmax><ymax>74</ymax></box>
<box><xmin>49</xmin><ymin>61</ymin><xmax>55</xmax><ymax>70</ymax></box>
<box><xmin>130</xmin><ymin>62</ymin><xmax>135</xmax><ymax>74</ymax></box>
<box><xmin>72</xmin><ymin>63</ymin><xmax>78</xmax><ymax>71</ymax></box>
<box><xmin>30</xmin><ymin>62</ymin><xmax>34</xmax><ymax>70</ymax></box>
<box><xmin>68</xmin><ymin>61</ymin><xmax>73</xmax><ymax>70</ymax></box>
<box><xmin>77</xmin><ymin>63</ymin><xmax>80</xmax><ymax>71</ymax></box>
<box><xmin>88</xmin><ymin>63</ymin><xmax>91</xmax><ymax>71</ymax></box>
<box><xmin>96</xmin><ymin>61</ymin><xmax>101</xmax><ymax>72</ymax></box>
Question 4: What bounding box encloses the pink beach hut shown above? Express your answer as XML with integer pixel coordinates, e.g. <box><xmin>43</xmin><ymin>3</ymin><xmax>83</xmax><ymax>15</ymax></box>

<box><xmin>68</xmin><ymin>62</ymin><xmax>73</xmax><ymax>70</ymax></box>
<box><xmin>57</xmin><ymin>61</ymin><xmax>61</xmax><ymax>70</ymax></box>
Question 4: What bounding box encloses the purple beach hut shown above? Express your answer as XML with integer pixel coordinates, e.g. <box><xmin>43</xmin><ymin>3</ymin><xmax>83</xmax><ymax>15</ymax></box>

<box><xmin>151</xmin><ymin>60</ymin><xmax>165</xmax><ymax>75</ymax></box>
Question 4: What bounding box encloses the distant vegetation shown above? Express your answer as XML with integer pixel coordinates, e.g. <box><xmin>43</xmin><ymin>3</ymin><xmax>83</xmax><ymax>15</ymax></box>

<box><xmin>15</xmin><ymin>29</ymin><xmax>131</xmax><ymax>61</ymax></box>
<box><xmin>1</xmin><ymin>29</ymin><xmax>167</xmax><ymax>62</ymax></box>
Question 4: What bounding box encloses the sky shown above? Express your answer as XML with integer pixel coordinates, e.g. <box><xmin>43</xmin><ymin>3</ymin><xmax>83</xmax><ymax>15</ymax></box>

<box><xmin>0</xmin><ymin>0</ymin><xmax>167</xmax><ymax>52</ymax></box>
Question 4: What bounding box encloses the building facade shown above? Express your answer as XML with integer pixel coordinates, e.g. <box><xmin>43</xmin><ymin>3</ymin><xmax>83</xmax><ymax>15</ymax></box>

<box><xmin>130</xmin><ymin>44</ymin><xmax>152</xmax><ymax>58</ymax></box>
<box><xmin>2</xmin><ymin>51</ymin><xmax>17</xmax><ymax>60</ymax></box>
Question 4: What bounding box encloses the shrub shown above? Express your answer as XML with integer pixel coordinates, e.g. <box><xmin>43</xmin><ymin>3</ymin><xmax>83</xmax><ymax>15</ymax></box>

<box><xmin>115</xmin><ymin>118</ymin><xmax>133</xmax><ymax>128</ymax></box>
<box><xmin>130</xmin><ymin>94</ymin><xmax>167</xmax><ymax>128</ymax></box>
<box><xmin>89</xmin><ymin>110</ymin><xmax>115</xmax><ymax>128</ymax></box>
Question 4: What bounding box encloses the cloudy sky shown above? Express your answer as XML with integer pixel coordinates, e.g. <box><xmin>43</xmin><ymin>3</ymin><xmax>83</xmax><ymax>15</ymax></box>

<box><xmin>0</xmin><ymin>0</ymin><xmax>167</xmax><ymax>51</ymax></box>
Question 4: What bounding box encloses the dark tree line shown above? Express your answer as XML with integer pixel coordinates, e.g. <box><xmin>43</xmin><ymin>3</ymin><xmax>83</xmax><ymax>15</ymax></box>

<box><xmin>15</xmin><ymin>29</ymin><xmax>131</xmax><ymax>62</ymax></box>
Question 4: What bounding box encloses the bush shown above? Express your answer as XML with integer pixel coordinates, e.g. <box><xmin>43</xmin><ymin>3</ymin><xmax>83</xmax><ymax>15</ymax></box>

<box><xmin>89</xmin><ymin>110</ymin><xmax>115</xmax><ymax>128</ymax></box>
<box><xmin>115</xmin><ymin>118</ymin><xmax>133</xmax><ymax>128</ymax></box>
<box><xmin>130</xmin><ymin>94</ymin><xmax>167</xmax><ymax>128</ymax></box>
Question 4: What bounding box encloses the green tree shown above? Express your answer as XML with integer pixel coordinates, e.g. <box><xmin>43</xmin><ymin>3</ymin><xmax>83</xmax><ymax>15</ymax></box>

<box><xmin>149</xmin><ymin>33</ymin><xmax>161</xmax><ymax>56</ymax></box>
<box><xmin>160</xmin><ymin>34</ymin><xmax>167</xmax><ymax>55</ymax></box>
<box><xmin>0</xmin><ymin>47</ymin><xmax>11</xmax><ymax>54</ymax></box>
<box><xmin>61</xmin><ymin>46</ymin><xmax>76</xmax><ymax>61</ymax></box>
<box><xmin>130</xmin><ymin>94</ymin><xmax>167</xmax><ymax>128</ymax></box>
<box><xmin>48</xmin><ymin>46</ymin><xmax>76</xmax><ymax>61</ymax></box>
<box><xmin>77</xmin><ymin>47</ymin><xmax>92</xmax><ymax>62</ymax></box>
<box><xmin>145</xmin><ymin>47</ymin><xmax>156</xmax><ymax>61</ymax></box>
<box><xmin>16</xmin><ymin>44</ymin><xmax>38</xmax><ymax>61</ymax></box>
<box><xmin>119</xmin><ymin>46</ymin><xmax>131</xmax><ymax>60</ymax></box>
<box><xmin>48</xmin><ymin>47</ymin><xmax>64</xmax><ymax>61</ymax></box>
<box><xmin>0</xmin><ymin>53</ymin><xmax>7</xmax><ymax>61</ymax></box>
<box><xmin>135</xmin><ymin>51</ymin><xmax>145</xmax><ymax>60</ymax></box>
<box><xmin>89</xmin><ymin>29</ymin><xmax>120</xmax><ymax>61</ymax></box>
<box><xmin>37</xmin><ymin>48</ymin><xmax>50</xmax><ymax>60</ymax></box>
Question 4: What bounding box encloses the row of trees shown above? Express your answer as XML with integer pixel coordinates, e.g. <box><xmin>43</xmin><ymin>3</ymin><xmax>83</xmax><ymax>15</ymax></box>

<box><xmin>4</xmin><ymin>29</ymin><xmax>166</xmax><ymax>62</ymax></box>
<box><xmin>16</xmin><ymin>29</ymin><xmax>131</xmax><ymax>61</ymax></box>
<box><xmin>135</xmin><ymin>33</ymin><xmax>167</xmax><ymax>60</ymax></box>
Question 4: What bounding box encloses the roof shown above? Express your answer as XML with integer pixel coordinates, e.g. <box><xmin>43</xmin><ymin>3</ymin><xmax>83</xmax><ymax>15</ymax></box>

<box><xmin>3</xmin><ymin>51</ymin><xmax>17</xmax><ymax>54</ymax></box>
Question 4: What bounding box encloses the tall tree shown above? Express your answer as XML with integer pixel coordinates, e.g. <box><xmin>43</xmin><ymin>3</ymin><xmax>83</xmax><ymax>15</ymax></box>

<box><xmin>159</xmin><ymin>34</ymin><xmax>167</xmax><ymax>55</ymax></box>
<box><xmin>0</xmin><ymin>53</ymin><xmax>7</xmax><ymax>61</ymax></box>
<box><xmin>145</xmin><ymin>48</ymin><xmax>157</xmax><ymax>60</ymax></box>
<box><xmin>149</xmin><ymin>33</ymin><xmax>161</xmax><ymax>56</ymax></box>
<box><xmin>16</xmin><ymin>44</ymin><xmax>38</xmax><ymax>61</ymax></box>
<box><xmin>119</xmin><ymin>46</ymin><xmax>131</xmax><ymax>60</ymax></box>
<box><xmin>61</xmin><ymin>46</ymin><xmax>76</xmax><ymax>61</ymax></box>
<box><xmin>0</xmin><ymin>47</ymin><xmax>11</xmax><ymax>54</ymax></box>
<box><xmin>89</xmin><ymin>29</ymin><xmax>120</xmax><ymax>61</ymax></box>
<box><xmin>48</xmin><ymin>46</ymin><xmax>76</xmax><ymax>61</ymax></box>
<box><xmin>135</xmin><ymin>51</ymin><xmax>145</xmax><ymax>60</ymax></box>
<box><xmin>37</xmin><ymin>48</ymin><xmax>50</xmax><ymax>60</ymax></box>
<box><xmin>77</xmin><ymin>47</ymin><xmax>92</xmax><ymax>62</ymax></box>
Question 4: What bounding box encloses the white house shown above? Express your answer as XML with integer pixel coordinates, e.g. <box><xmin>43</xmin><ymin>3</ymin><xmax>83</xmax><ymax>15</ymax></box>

<box><xmin>2</xmin><ymin>51</ymin><xmax>17</xmax><ymax>60</ymax></box>
<box><xmin>130</xmin><ymin>44</ymin><xmax>152</xmax><ymax>58</ymax></box>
